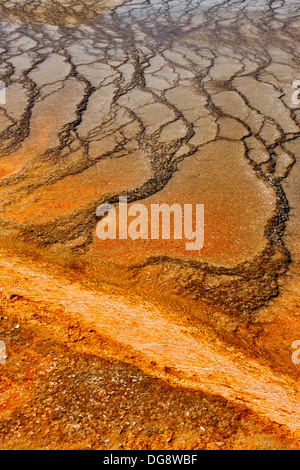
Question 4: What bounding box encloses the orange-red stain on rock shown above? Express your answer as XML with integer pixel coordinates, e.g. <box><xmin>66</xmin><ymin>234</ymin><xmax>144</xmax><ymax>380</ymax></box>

<box><xmin>88</xmin><ymin>141</ymin><xmax>276</xmax><ymax>267</ymax></box>
<box><xmin>0</xmin><ymin>78</ymin><xmax>85</xmax><ymax>179</ymax></box>
<box><xmin>1</xmin><ymin>151</ymin><xmax>152</xmax><ymax>223</ymax></box>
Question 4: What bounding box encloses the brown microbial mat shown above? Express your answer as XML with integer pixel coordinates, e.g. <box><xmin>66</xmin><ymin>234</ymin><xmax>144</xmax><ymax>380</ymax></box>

<box><xmin>0</xmin><ymin>0</ymin><xmax>300</xmax><ymax>450</ymax></box>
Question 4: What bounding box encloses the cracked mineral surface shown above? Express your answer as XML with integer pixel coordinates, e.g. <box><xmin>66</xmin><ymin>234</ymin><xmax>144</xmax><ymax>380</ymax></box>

<box><xmin>0</xmin><ymin>0</ymin><xmax>300</xmax><ymax>450</ymax></box>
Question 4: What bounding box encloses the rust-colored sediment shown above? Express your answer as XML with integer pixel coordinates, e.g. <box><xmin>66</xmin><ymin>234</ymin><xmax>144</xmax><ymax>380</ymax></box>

<box><xmin>0</xmin><ymin>249</ymin><xmax>299</xmax><ymax>449</ymax></box>
<box><xmin>0</xmin><ymin>0</ymin><xmax>300</xmax><ymax>450</ymax></box>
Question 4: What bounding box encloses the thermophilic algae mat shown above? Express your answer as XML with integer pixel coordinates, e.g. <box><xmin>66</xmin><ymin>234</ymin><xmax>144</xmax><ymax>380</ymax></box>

<box><xmin>0</xmin><ymin>0</ymin><xmax>300</xmax><ymax>451</ymax></box>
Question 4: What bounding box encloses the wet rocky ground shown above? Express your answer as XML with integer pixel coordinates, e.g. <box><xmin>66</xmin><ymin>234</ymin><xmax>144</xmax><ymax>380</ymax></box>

<box><xmin>0</xmin><ymin>0</ymin><xmax>300</xmax><ymax>450</ymax></box>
